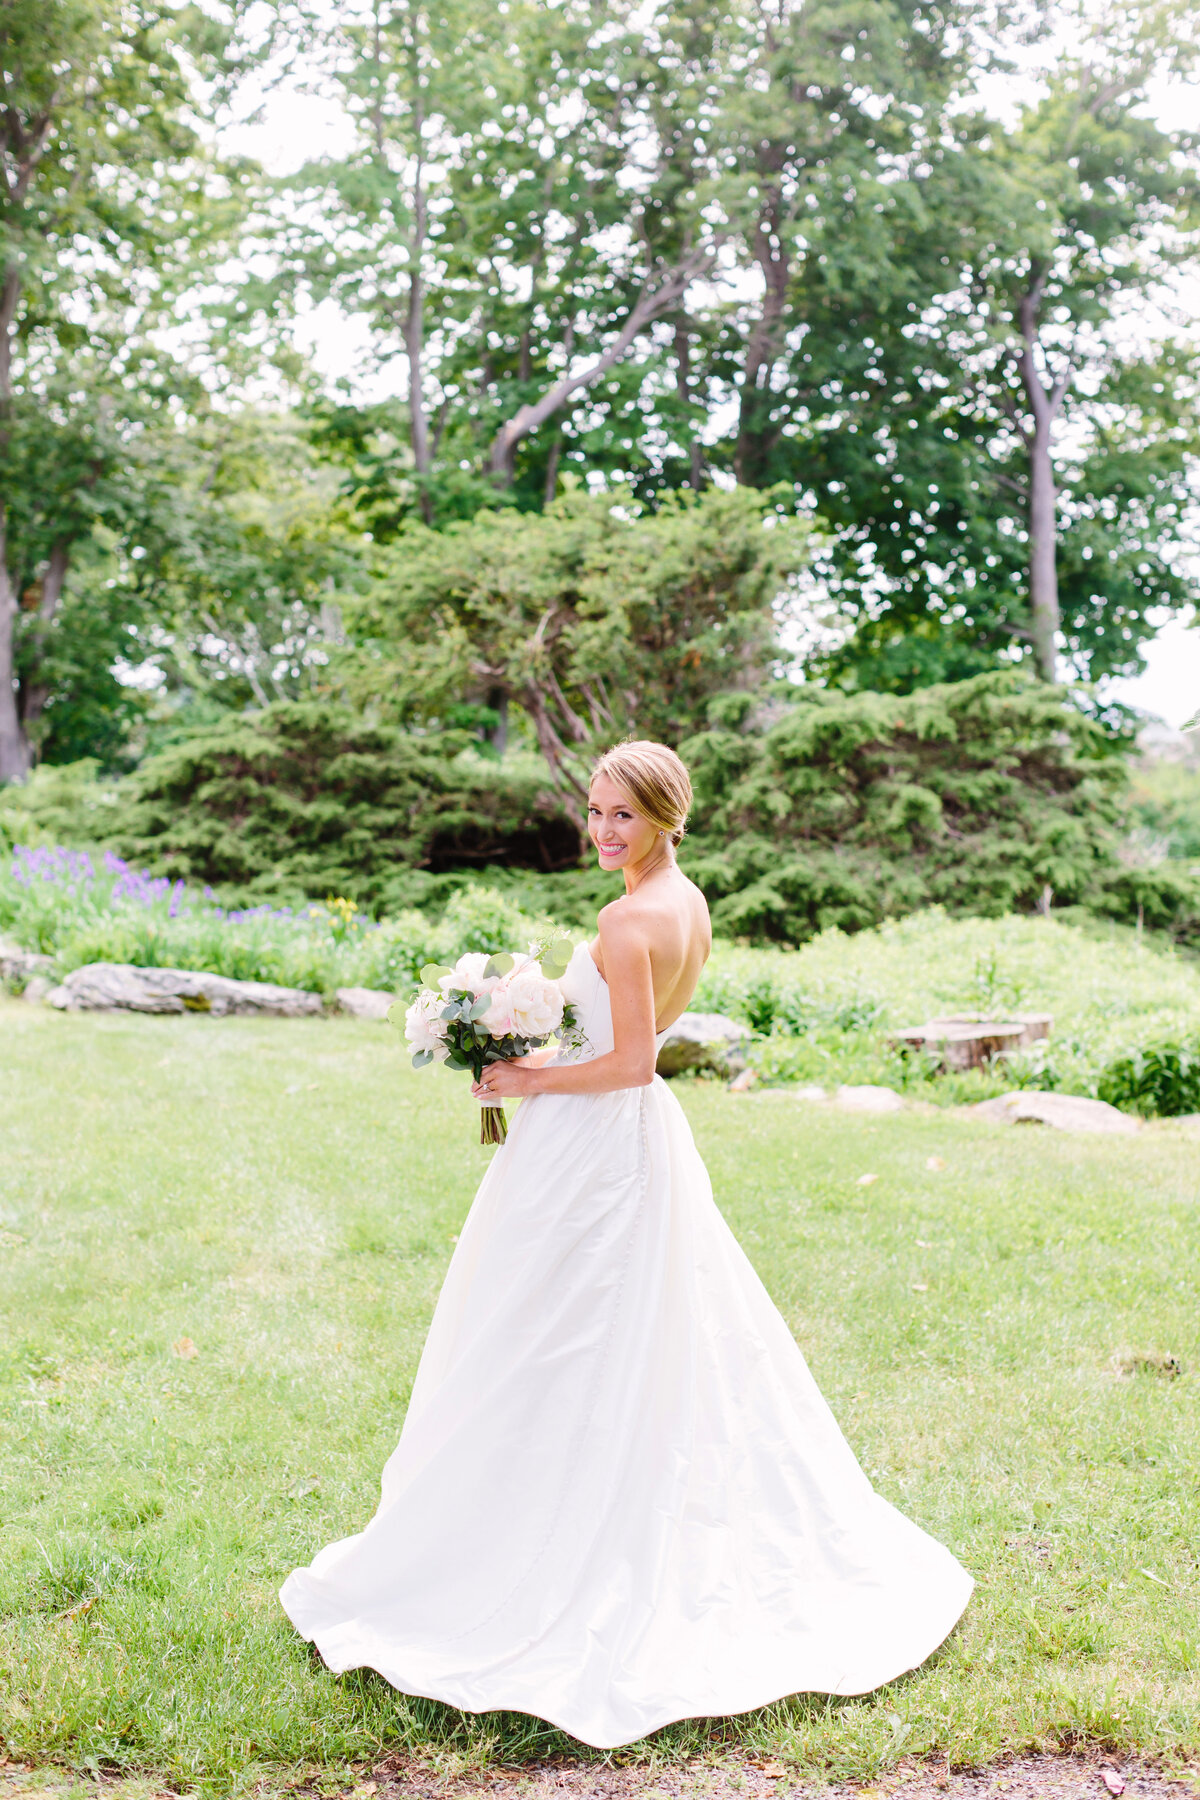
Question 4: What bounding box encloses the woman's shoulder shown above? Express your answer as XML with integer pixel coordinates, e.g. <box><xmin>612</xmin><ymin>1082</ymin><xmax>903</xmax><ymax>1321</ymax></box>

<box><xmin>597</xmin><ymin>875</ymin><xmax>709</xmax><ymax>944</ymax></box>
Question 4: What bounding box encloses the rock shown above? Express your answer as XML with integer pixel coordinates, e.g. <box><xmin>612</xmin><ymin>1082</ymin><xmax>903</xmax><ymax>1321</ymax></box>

<box><xmin>47</xmin><ymin>962</ymin><xmax>324</xmax><ymax>1017</ymax></box>
<box><xmin>971</xmin><ymin>1091</ymin><xmax>1140</xmax><ymax>1134</ymax></box>
<box><xmin>0</xmin><ymin>937</ymin><xmax>56</xmax><ymax>985</ymax></box>
<box><xmin>21</xmin><ymin>976</ymin><xmax>53</xmax><ymax>1005</ymax></box>
<box><xmin>834</xmin><ymin>1084</ymin><xmax>906</xmax><ymax>1113</ymax></box>
<box><xmin>891</xmin><ymin>1014</ymin><xmax>1053</xmax><ymax>1072</ymax></box>
<box><xmin>655</xmin><ymin>1011</ymin><xmax>753</xmax><ymax>1078</ymax></box>
<box><xmin>795</xmin><ymin>1085</ymin><xmax>829</xmax><ymax>1103</ymax></box>
<box><xmin>335</xmin><ymin>986</ymin><xmax>396</xmax><ymax>1021</ymax></box>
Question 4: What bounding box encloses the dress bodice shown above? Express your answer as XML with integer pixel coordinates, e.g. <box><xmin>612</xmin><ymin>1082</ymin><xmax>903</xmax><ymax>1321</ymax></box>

<box><xmin>556</xmin><ymin>940</ymin><xmax>672</xmax><ymax>1063</ymax></box>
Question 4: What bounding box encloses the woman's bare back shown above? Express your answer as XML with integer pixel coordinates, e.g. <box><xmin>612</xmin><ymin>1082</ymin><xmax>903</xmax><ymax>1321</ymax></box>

<box><xmin>590</xmin><ymin>868</ymin><xmax>712</xmax><ymax>1034</ymax></box>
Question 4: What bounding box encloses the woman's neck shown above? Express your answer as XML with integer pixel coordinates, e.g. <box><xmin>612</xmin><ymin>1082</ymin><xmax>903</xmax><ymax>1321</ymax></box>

<box><xmin>624</xmin><ymin>844</ymin><xmax>677</xmax><ymax>896</ymax></box>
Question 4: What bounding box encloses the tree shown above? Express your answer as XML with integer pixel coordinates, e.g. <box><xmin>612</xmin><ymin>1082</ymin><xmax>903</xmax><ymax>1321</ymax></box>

<box><xmin>269</xmin><ymin>0</ymin><xmax>725</xmax><ymax>519</ymax></box>
<box><xmin>703</xmin><ymin>0</ymin><xmax>968</xmax><ymax>490</ymax></box>
<box><xmin>110</xmin><ymin>410</ymin><xmax>369</xmax><ymax>719</ymax></box>
<box><xmin>0</xmin><ymin>0</ymin><xmax>252</xmax><ymax>781</ymax></box>
<box><xmin>343</xmin><ymin>485</ymin><xmax>808</xmax><ymax>820</ymax></box>
<box><xmin>774</xmin><ymin>0</ymin><xmax>1200</xmax><ymax>690</ymax></box>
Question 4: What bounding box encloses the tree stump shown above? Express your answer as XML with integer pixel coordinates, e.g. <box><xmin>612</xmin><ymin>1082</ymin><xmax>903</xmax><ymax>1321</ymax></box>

<box><xmin>890</xmin><ymin>1014</ymin><xmax>1052</xmax><ymax>1072</ymax></box>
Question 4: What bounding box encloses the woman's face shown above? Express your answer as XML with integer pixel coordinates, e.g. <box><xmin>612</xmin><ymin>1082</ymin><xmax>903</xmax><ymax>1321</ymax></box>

<box><xmin>587</xmin><ymin>773</ymin><xmax>660</xmax><ymax>873</ymax></box>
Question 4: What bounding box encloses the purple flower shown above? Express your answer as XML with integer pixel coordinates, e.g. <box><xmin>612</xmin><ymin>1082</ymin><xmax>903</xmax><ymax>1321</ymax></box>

<box><xmin>11</xmin><ymin>844</ymin><xmax>94</xmax><ymax>889</ymax></box>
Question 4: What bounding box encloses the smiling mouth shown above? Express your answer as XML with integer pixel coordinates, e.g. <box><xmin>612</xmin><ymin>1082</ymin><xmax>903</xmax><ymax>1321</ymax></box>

<box><xmin>598</xmin><ymin>843</ymin><xmax>625</xmax><ymax>855</ymax></box>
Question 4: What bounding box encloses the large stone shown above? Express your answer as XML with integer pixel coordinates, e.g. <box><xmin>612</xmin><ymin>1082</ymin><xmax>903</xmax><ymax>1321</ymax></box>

<box><xmin>971</xmin><ymin>1090</ymin><xmax>1139</xmax><ymax>1134</ymax></box>
<box><xmin>335</xmin><ymin>985</ymin><xmax>396</xmax><ymax>1021</ymax></box>
<box><xmin>891</xmin><ymin>1014</ymin><xmax>1053</xmax><ymax>1072</ymax></box>
<box><xmin>0</xmin><ymin>937</ymin><xmax>56</xmax><ymax>985</ymax></box>
<box><xmin>655</xmin><ymin>1011</ymin><xmax>753</xmax><ymax>1078</ymax></box>
<box><xmin>834</xmin><ymin>1084</ymin><xmax>906</xmax><ymax>1113</ymax></box>
<box><xmin>46</xmin><ymin>962</ymin><xmax>324</xmax><ymax>1017</ymax></box>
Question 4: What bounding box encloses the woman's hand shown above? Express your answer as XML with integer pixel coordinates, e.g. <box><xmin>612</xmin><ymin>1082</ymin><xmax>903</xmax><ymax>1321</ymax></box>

<box><xmin>471</xmin><ymin>1058</ymin><xmax>539</xmax><ymax>1101</ymax></box>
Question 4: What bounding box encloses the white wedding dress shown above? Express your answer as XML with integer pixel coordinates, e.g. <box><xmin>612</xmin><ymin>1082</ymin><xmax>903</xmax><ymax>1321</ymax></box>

<box><xmin>280</xmin><ymin>943</ymin><xmax>972</xmax><ymax>1747</ymax></box>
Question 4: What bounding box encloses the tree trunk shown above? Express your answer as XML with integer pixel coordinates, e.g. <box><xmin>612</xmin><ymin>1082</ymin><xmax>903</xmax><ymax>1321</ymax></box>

<box><xmin>484</xmin><ymin>687</ymin><xmax>509</xmax><ymax>756</ymax></box>
<box><xmin>0</xmin><ymin>512</ymin><xmax>31</xmax><ymax>782</ymax></box>
<box><xmin>522</xmin><ymin>680</ymin><xmax>589</xmax><ymax>831</ymax></box>
<box><xmin>1016</xmin><ymin>268</ymin><xmax>1069</xmax><ymax>683</ymax></box>
<box><xmin>734</xmin><ymin>195</ymin><xmax>790</xmax><ymax>487</ymax></box>
<box><xmin>17</xmin><ymin>541</ymin><xmax>70</xmax><ymax>738</ymax></box>
<box><xmin>542</xmin><ymin>434</ymin><xmax>561</xmax><ymax>504</ymax></box>
<box><xmin>488</xmin><ymin>258</ymin><xmax>705</xmax><ymax>484</ymax></box>
<box><xmin>401</xmin><ymin>40</ymin><xmax>433</xmax><ymax>526</ymax></box>
<box><xmin>0</xmin><ymin>268</ymin><xmax>20</xmax><ymax>402</ymax></box>
<box><xmin>1026</xmin><ymin>422</ymin><xmax>1060</xmax><ymax>682</ymax></box>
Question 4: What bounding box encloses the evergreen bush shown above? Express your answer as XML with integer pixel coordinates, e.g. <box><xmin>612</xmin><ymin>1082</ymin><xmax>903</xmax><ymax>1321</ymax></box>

<box><xmin>680</xmin><ymin>671</ymin><xmax>1177</xmax><ymax>943</ymax></box>
<box><xmin>107</xmin><ymin>703</ymin><xmax>579</xmax><ymax>907</ymax></box>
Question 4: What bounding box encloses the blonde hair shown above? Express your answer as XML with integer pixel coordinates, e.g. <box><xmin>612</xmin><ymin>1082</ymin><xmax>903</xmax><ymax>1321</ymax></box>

<box><xmin>590</xmin><ymin>739</ymin><xmax>692</xmax><ymax>847</ymax></box>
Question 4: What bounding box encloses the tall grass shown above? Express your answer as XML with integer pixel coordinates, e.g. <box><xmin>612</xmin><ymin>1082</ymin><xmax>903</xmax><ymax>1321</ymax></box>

<box><xmin>0</xmin><ymin>847</ymin><xmax>552</xmax><ymax>997</ymax></box>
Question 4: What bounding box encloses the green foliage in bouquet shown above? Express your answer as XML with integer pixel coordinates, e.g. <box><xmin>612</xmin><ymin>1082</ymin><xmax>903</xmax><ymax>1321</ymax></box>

<box><xmin>681</xmin><ymin>672</ymin><xmax>1135</xmax><ymax>944</ymax></box>
<box><xmin>106</xmin><ymin>702</ymin><xmax>578</xmax><ymax>904</ymax></box>
<box><xmin>1098</xmin><ymin>1040</ymin><xmax>1200</xmax><ymax>1119</ymax></box>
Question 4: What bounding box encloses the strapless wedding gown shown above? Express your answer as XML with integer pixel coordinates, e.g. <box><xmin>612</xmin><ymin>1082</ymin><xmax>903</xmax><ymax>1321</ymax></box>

<box><xmin>280</xmin><ymin>943</ymin><xmax>972</xmax><ymax>1747</ymax></box>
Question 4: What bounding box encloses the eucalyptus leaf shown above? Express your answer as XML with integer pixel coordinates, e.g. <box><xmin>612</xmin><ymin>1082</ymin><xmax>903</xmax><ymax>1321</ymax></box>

<box><xmin>411</xmin><ymin>1049</ymin><xmax>434</xmax><ymax>1068</ymax></box>
<box><xmin>420</xmin><ymin>963</ymin><xmax>453</xmax><ymax>989</ymax></box>
<box><xmin>386</xmin><ymin>1001</ymin><xmax>406</xmax><ymax>1030</ymax></box>
<box><xmin>469</xmin><ymin>996</ymin><xmax>492</xmax><ymax>1020</ymax></box>
<box><xmin>483</xmin><ymin>952</ymin><xmax>515</xmax><ymax>978</ymax></box>
<box><xmin>540</xmin><ymin>937</ymin><xmax>574</xmax><ymax>979</ymax></box>
<box><xmin>444</xmin><ymin>1052</ymin><xmax>469</xmax><ymax>1072</ymax></box>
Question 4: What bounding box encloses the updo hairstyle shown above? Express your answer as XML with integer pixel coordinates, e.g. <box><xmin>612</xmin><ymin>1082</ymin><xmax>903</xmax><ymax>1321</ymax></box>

<box><xmin>590</xmin><ymin>740</ymin><xmax>692</xmax><ymax>847</ymax></box>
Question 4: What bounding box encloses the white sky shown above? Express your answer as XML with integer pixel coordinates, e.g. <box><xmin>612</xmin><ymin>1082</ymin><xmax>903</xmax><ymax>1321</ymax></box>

<box><xmin>219</xmin><ymin>20</ymin><xmax>1200</xmax><ymax>733</ymax></box>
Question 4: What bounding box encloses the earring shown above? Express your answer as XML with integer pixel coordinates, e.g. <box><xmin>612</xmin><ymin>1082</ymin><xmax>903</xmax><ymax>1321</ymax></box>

<box><xmin>658</xmin><ymin>830</ymin><xmax>664</xmax><ymax>836</ymax></box>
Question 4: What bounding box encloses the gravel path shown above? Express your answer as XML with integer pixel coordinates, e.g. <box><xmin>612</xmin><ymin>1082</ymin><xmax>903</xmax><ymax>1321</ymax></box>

<box><xmin>3</xmin><ymin>1751</ymin><xmax>1198</xmax><ymax>1800</ymax></box>
<box><xmin>338</xmin><ymin>1752</ymin><xmax>1200</xmax><ymax>1800</ymax></box>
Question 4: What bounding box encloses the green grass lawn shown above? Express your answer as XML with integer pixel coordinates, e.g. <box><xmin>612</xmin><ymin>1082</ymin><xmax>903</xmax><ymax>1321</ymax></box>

<box><xmin>2</xmin><ymin>999</ymin><xmax>1199</xmax><ymax>1796</ymax></box>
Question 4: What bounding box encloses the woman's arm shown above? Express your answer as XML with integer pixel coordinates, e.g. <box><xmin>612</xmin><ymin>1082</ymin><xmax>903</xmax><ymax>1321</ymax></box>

<box><xmin>471</xmin><ymin>907</ymin><xmax>658</xmax><ymax>1100</ymax></box>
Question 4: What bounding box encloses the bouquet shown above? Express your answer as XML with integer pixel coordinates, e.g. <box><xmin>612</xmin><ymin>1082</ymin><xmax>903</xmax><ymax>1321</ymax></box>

<box><xmin>391</xmin><ymin>938</ymin><xmax>580</xmax><ymax>1144</ymax></box>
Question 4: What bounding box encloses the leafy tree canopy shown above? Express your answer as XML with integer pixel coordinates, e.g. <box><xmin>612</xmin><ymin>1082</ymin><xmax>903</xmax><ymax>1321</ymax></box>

<box><xmin>344</xmin><ymin>484</ymin><xmax>809</xmax><ymax>812</ymax></box>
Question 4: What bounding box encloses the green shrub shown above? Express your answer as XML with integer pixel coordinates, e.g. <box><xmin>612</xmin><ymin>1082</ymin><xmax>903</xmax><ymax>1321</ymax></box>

<box><xmin>1088</xmin><ymin>864</ymin><xmax>1200</xmax><ymax>942</ymax></box>
<box><xmin>0</xmin><ymin>760</ymin><xmax>122</xmax><ymax>853</ymax></box>
<box><xmin>681</xmin><ymin>671</ymin><xmax>1129</xmax><ymax>944</ymax></box>
<box><xmin>106</xmin><ymin>702</ymin><xmax>579</xmax><ymax>904</ymax></box>
<box><xmin>1097</xmin><ymin>1041</ymin><xmax>1200</xmax><ymax>1118</ymax></box>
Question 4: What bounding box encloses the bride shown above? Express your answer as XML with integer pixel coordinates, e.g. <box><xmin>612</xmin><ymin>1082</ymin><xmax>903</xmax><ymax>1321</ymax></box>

<box><xmin>280</xmin><ymin>739</ymin><xmax>972</xmax><ymax>1748</ymax></box>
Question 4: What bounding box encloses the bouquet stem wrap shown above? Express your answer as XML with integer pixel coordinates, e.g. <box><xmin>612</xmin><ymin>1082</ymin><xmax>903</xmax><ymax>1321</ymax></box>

<box><xmin>479</xmin><ymin>1101</ymin><xmax>508</xmax><ymax>1146</ymax></box>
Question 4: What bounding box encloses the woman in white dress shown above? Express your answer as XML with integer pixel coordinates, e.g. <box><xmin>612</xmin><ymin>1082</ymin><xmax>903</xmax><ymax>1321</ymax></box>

<box><xmin>280</xmin><ymin>740</ymin><xmax>972</xmax><ymax>1748</ymax></box>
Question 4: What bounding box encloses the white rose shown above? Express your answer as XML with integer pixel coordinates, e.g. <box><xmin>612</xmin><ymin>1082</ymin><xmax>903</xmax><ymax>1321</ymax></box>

<box><xmin>405</xmin><ymin>989</ymin><xmax>450</xmax><ymax>1060</ymax></box>
<box><xmin>506</xmin><ymin>964</ymin><xmax>564</xmax><ymax>1039</ymax></box>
